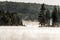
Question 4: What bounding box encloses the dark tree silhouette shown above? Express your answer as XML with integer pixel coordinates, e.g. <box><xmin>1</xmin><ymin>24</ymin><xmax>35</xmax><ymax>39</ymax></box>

<box><xmin>38</xmin><ymin>4</ymin><xmax>47</xmax><ymax>26</ymax></box>
<box><xmin>52</xmin><ymin>6</ymin><xmax>58</xmax><ymax>26</ymax></box>
<box><xmin>0</xmin><ymin>10</ymin><xmax>23</xmax><ymax>26</ymax></box>
<box><xmin>10</xmin><ymin>12</ymin><xmax>23</xmax><ymax>26</ymax></box>
<box><xmin>46</xmin><ymin>9</ymin><xmax>50</xmax><ymax>26</ymax></box>
<box><xmin>16</xmin><ymin>16</ymin><xmax>23</xmax><ymax>26</ymax></box>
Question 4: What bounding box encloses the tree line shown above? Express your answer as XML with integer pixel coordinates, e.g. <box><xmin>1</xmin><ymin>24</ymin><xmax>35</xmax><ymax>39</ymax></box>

<box><xmin>38</xmin><ymin>4</ymin><xmax>58</xmax><ymax>27</ymax></box>
<box><xmin>0</xmin><ymin>10</ymin><xmax>23</xmax><ymax>26</ymax></box>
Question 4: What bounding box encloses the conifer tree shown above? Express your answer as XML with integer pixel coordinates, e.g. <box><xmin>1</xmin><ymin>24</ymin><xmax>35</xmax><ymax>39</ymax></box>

<box><xmin>38</xmin><ymin>4</ymin><xmax>46</xmax><ymax>26</ymax></box>
<box><xmin>52</xmin><ymin>6</ymin><xmax>58</xmax><ymax>26</ymax></box>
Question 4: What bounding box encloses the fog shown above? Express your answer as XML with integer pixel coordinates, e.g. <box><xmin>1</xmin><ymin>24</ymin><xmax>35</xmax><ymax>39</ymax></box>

<box><xmin>0</xmin><ymin>0</ymin><xmax>60</xmax><ymax>6</ymax></box>
<box><xmin>0</xmin><ymin>27</ymin><xmax>60</xmax><ymax>40</ymax></box>
<box><xmin>0</xmin><ymin>21</ymin><xmax>60</xmax><ymax>40</ymax></box>
<box><xmin>23</xmin><ymin>20</ymin><xmax>39</xmax><ymax>28</ymax></box>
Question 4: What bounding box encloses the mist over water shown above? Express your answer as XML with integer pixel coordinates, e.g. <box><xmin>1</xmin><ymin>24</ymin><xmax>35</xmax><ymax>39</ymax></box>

<box><xmin>0</xmin><ymin>0</ymin><xmax>59</xmax><ymax>40</ymax></box>
<box><xmin>0</xmin><ymin>26</ymin><xmax>60</xmax><ymax>40</ymax></box>
<box><xmin>0</xmin><ymin>20</ymin><xmax>59</xmax><ymax>40</ymax></box>
<box><xmin>23</xmin><ymin>19</ymin><xmax>53</xmax><ymax>27</ymax></box>
<box><xmin>23</xmin><ymin>20</ymin><xmax>39</xmax><ymax>28</ymax></box>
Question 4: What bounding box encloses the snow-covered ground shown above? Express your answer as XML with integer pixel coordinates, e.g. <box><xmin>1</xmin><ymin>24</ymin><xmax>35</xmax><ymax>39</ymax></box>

<box><xmin>0</xmin><ymin>21</ymin><xmax>60</xmax><ymax>40</ymax></box>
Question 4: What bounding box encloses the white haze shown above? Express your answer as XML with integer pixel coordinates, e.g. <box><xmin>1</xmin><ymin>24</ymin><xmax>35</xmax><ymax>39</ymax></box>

<box><xmin>0</xmin><ymin>21</ymin><xmax>59</xmax><ymax>40</ymax></box>
<box><xmin>0</xmin><ymin>0</ymin><xmax>60</xmax><ymax>40</ymax></box>
<box><xmin>0</xmin><ymin>26</ymin><xmax>60</xmax><ymax>40</ymax></box>
<box><xmin>0</xmin><ymin>0</ymin><xmax>60</xmax><ymax>6</ymax></box>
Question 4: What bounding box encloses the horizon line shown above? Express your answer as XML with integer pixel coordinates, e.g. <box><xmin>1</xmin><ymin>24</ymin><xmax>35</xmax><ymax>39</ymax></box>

<box><xmin>0</xmin><ymin>1</ymin><xmax>59</xmax><ymax>6</ymax></box>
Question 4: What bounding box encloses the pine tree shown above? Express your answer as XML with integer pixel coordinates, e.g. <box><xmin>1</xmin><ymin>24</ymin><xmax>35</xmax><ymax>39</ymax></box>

<box><xmin>38</xmin><ymin>4</ymin><xmax>46</xmax><ymax>26</ymax></box>
<box><xmin>46</xmin><ymin>9</ymin><xmax>50</xmax><ymax>26</ymax></box>
<box><xmin>52</xmin><ymin>6</ymin><xmax>58</xmax><ymax>26</ymax></box>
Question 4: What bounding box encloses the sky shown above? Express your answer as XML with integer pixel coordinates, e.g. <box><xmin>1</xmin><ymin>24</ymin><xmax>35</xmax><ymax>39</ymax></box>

<box><xmin>0</xmin><ymin>0</ymin><xmax>60</xmax><ymax>6</ymax></box>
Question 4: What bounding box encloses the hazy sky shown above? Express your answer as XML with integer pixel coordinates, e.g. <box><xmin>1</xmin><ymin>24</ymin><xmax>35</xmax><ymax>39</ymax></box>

<box><xmin>0</xmin><ymin>0</ymin><xmax>60</xmax><ymax>6</ymax></box>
